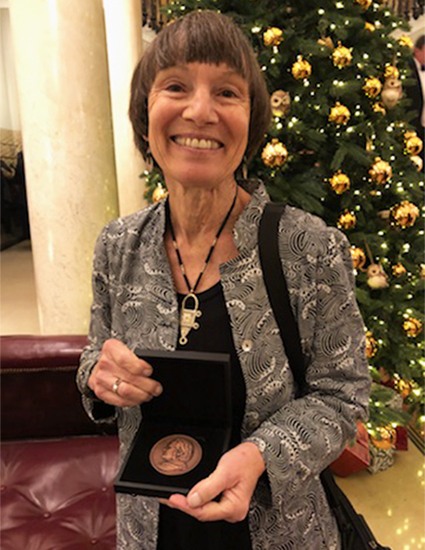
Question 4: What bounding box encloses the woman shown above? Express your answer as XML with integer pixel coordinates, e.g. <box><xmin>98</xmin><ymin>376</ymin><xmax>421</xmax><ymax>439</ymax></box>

<box><xmin>77</xmin><ymin>10</ymin><xmax>370</xmax><ymax>550</ymax></box>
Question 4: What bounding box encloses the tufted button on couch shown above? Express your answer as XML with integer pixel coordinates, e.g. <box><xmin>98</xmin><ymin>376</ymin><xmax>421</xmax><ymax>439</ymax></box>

<box><xmin>1</xmin><ymin>335</ymin><xmax>119</xmax><ymax>550</ymax></box>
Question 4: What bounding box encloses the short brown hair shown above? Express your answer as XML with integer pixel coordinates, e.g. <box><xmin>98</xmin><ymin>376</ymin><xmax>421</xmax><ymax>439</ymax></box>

<box><xmin>129</xmin><ymin>10</ymin><xmax>271</xmax><ymax>164</ymax></box>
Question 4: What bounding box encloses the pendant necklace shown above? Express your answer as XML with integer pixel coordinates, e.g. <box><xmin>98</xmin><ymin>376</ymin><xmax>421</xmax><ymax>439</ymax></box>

<box><xmin>166</xmin><ymin>185</ymin><xmax>239</xmax><ymax>346</ymax></box>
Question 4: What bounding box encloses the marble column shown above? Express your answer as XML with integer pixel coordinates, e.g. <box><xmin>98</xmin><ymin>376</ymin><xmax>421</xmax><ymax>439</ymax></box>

<box><xmin>103</xmin><ymin>0</ymin><xmax>148</xmax><ymax>216</ymax></box>
<box><xmin>8</xmin><ymin>0</ymin><xmax>119</xmax><ymax>334</ymax></box>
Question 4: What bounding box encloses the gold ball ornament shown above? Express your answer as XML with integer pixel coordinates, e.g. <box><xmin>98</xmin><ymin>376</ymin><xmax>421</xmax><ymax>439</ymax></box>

<box><xmin>372</xmin><ymin>102</ymin><xmax>386</xmax><ymax>115</ymax></box>
<box><xmin>332</xmin><ymin>42</ymin><xmax>352</xmax><ymax>69</ymax></box>
<box><xmin>365</xmin><ymin>331</ymin><xmax>378</xmax><ymax>358</ymax></box>
<box><xmin>411</xmin><ymin>155</ymin><xmax>423</xmax><ymax>172</ymax></box>
<box><xmin>371</xmin><ymin>426</ymin><xmax>397</xmax><ymax>450</ymax></box>
<box><xmin>403</xmin><ymin>317</ymin><xmax>423</xmax><ymax>337</ymax></box>
<box><xmin>384</xmin><ymin>65</ymin><xmax>399</xmax><ymax>80</ymax></box>
<box><xmin>261</xmin><ymin>139</ymin><xmax>289</xmax><ymax>168</ymax></box>
<box><xmin>270</xmin><ymin>90</ymin><xmax>291</xmax><ymax>118</ymax></box>
<box><xmin>398</xmin><ymin>35</ymin><xmax>414</xmax><ymax>49</ymax></box>
<box><xmin>329</xmin><ymin>102</ymin><xmax>351</xmax><ymax>125</ymax></box>
<box><xmin>292</xmin><ymin>56</ymin><xmax>312</xmax><ymax>80</ymax></box>
<box><xmin>350</xmin><ymin>246</ymin><xmax>367</xmax><ymax>271</ymax></box>
<box><xmin>330</xmin><ymin>171</ymin><xmax>350</xmax><ymax>194</ymax></box>
<box><xmin>369</xmin><ymin>157</ymin><xmax>392</xmax><ymax>185</ymax></box>
<box><xmin>364</xmin><ymin>22</ymin><xmax>375</xmax><ymax>32</ymax></box>
<box><xmin>420</xmin><ymin>264</ymin><xmax>425</xmax><ymax>279</ymax></box>
<box><xmin>264</xmin><ymin>27</ymin><xmax>283</xmax><ymax>47</ymax></box>
<box><xmin>392</xmin><ymin>263</ymin><xmax>407</xmax><ymax>277</ymax></box>
<box><xmin>152</xmin><ymin>185</ymin><xmax>168</xmax><ymax>202</ymax></box>
<box><xmin>363</xmin><ymin>77</ymin><xmax>382</xmax><ymax>98</ymax></box>
<box><xmin>337</xmin><ymin>210</ymin><xmax>357</xmax><ymax>230</ymax></box>
<box><xmin>356</xmin><ymin>0</ymin><xmax>372</xmax><ymax>9</ymax></box>
<box><xmin>390</xmin><ymin>201</ymin><xmax>420</xmax><ymax>228</ymax></box>
<box><xmin>404</xmin><ymin>131</ymin><xmax>423</xmax><ymax>156</ymax></box>
<box><xmin>394</xmin><ymin>378</ymin><xmax>413</xmax><ymax>399</ymax></box>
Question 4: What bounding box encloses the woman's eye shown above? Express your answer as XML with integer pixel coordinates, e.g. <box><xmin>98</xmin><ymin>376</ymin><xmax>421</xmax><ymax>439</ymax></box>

<box><xmin>220</xmin><ymin>89</ymin><xmax>237</xmax><ymax>98</ymax></box>
<box><xmin>166</xmin><ymin>83</ymin><xmax>184</xmax><ymax>93</ymax></box>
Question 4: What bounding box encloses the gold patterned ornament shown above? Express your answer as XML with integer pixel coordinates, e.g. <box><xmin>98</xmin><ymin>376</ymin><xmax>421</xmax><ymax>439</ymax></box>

<box><xmin>411</xmin><ymin>155</ymin><xmax>423</xmax><ymax>171</ymax></box>
<box><xmin>372</xmin><ymin>102</ymin><xmax>386</xmax><ymax>115</ymax></box>
<box><xmin>329</xmin><ymin>102</ymin><xmax>351</xmax><ymax>125</ymax></box>
<box><xmin>363</xmin><ymin>77</ymin><xmax>382</xmax><ymax>98</ymax></box>
<box><xmin>337</xmin><ymin>210</ymin><xmax>357</xmax><ymax>230</ymax></box>
<box><xmin>261</xmin><ymin>139</ymin><xmax>288</xmax><ymax>167</ymax></box>
<box><xmin>420</xmin><ymin>264</ymin><xmax>425</xmax><ymax>279</ymax></box>
<box><xmin>351</xmin><ymin>246</ymin><xmax>367</xmax><ymax>270</ymax></box>
<box><xmin>264</xmin><ymin>27</ymin><xmax>283</xmax><ymax>47</ymax></box>
<box><xmin>381</xmin><ymin>77</ymin><xmax>403</xmax><ymax>109</ymax></box>
<box><xmin>394</xmin><ymin>378</ymin><xmax>413</xmax><ymax>398</ymax></box>
<box><xmin>392</xmin><ymin>263</ymin><xmax>407</xmax><ymax>277</ymax></box>
<box><xmin>356</xmin><ymin>0</ymin><xmax>372</xmax><ymax>9</ymax></box>
<box><xmin>332</xmin><ymin>42</ymin><xmax>353</xmax><ymax>69</ymax></box>
<box><xmin>369</xmin><ymin>157</ymin><xmax>392</xmax><ymax>185</ymax></box>
<box><xmin>330</xmin><ymin>171</ymin><xmax>350</xmax><ymax>194</ymax></box>
<box><xmin>404</xmin><ymin>131</ymin><xmax>423</xmax><ymax>156</ymax></box>
<box><xmin>365</xmin><ymin>331</ymin><xmax>378</xmax><ymax>358</ymax></box>
<box><xmin>152</xmin><ymin>185</ymin><xmax>168</xmax><ymax>202</ymax></box>
<box><xmin>390</xmin><ymin>201</ymin><xmax>419</xmax><ymax>228</ymax></box>
<box><xmin>403</xmin><ymin>317</ymin><xmax>423</xmax><ymax>337</ymax></box>
<box><xmin>384</xmin><ymin>65</ymin><xmax>399</xmax><ymax>80</ymax></box>
<box><xmin>371</xmin><ymin>426</ymin><xmax>397</xmax><ymax>450</ymax></box>
<box><xmin>270</xmin><ymin>90</ymin><xmax>291</xmax><ymax>118</ymax></box>
<box><xmin>317</xmin><ymin>36</ymin><xmax>334</xmax><ymax>50</ymax></box>
<box><xmin>292</xmin><ymin>56</ymin><xmax>312</xmax><ymax>80</ymax></box>
<box><xmin>367</xmin><ymin>263</ymin><xmax>389</xmax><ymax>289</ymax></box>
<box><xmin>398</xmin><ymin>35</ymin><xmax>414</xmax><ymax>49</ymax></box>
<box><xmin>364</xmin><ymin>22</ymin><xmax>375</xmax><ymax>32</ymax></box>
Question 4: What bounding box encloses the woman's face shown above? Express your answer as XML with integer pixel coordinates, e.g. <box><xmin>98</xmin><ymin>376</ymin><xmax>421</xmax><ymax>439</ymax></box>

<box><xmin>147</xmin><ymin>62</ymin><xmax>250</xmax><ymax>191</ymax></box>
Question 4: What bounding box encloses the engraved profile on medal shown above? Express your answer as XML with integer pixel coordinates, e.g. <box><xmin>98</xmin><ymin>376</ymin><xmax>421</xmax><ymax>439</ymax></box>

<box><xmin>149</xmin><ymin>434</ymin><xmax>202</xmax><ymax>476</ymax></box>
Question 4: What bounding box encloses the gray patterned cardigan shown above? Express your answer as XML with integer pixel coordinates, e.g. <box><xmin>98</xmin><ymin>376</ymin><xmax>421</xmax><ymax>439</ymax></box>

<box><xmin>77</xmin><ymin>180</ymin><xmax>371</xmax><ymax>550</ymax></box>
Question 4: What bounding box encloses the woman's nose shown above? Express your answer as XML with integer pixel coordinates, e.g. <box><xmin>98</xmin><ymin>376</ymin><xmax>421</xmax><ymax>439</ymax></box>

<box><xmin>182</xmin><ymin>89</ymin><xmax>219</xmax><ymax>125</ymax></box>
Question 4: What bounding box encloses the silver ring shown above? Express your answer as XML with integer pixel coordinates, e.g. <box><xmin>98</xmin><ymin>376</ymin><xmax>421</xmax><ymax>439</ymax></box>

<box><xmin>112</xmin><ymin>377</ymin><xmax>123</xmax><ymax>395</ymax></box>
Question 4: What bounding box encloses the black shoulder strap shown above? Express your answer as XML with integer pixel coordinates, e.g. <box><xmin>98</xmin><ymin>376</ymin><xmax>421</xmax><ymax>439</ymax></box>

<box><xmin>258</xmin><ymin>203</ymin><xmax>306</xmax><ymax>393</ymax></box>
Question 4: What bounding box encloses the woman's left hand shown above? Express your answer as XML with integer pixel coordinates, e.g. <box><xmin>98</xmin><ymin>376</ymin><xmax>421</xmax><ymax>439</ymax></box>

<box><xmin>159</xmin><ymin>442</ymin><xmax>265</xmax><ymax>523</ymax></box>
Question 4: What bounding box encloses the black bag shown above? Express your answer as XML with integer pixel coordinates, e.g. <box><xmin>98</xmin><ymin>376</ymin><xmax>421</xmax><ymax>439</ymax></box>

<box><xmin>258</xmin><ymin>202</ymin><xmax>391</xmax><ymax>550</ymax></box>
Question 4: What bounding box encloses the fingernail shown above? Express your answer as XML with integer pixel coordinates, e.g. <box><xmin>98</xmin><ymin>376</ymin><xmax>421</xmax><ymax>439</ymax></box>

<box><xmin>187</xmin><ymin>492</ymin><xmax>201</xmax><ymax>508</ymax></box>
<box><xmin>154</xmin><ymin>385</ymin><xmax>163</xmax><ymax>396</ymax></box>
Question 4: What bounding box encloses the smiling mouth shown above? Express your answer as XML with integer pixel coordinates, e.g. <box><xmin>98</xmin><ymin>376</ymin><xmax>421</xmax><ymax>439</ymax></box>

<box><xmin>171</xmin><ymin>136</ymin><xmax>223</xmax><ymax>150</ymax></box>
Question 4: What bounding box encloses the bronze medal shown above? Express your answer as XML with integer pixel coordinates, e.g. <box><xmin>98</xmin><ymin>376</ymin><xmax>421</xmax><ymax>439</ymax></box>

<box><xmin>149</xmin><ymin>434</ymin><xmax>202</xmax><ymax>476</ymax></box>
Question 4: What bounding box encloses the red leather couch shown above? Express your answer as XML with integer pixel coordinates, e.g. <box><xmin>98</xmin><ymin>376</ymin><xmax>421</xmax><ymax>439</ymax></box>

<box><xmin>1</xmin><ymin>335</ymin><xmax>119</xmax><ymax>550</ymax></box>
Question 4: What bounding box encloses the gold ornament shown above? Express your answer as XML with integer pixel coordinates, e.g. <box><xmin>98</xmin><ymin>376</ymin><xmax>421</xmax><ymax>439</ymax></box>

<box><xmin>152</xmin><ymin>185</ymin><xmax>168</xmax><ymax>203</ymax></box>
<box><xmin>369</xmin><ymin>157</ymin><xmax>392</xmax><ymax>185</ymax></box>
<box><xmin>411</xmin><ymin>155</ymin><xmax>423</xmax><ymax>172</ymax></box>
<box><xmin>363</xmin><ymin>77</ymin><xmax>382</xmax><ymax>98</ymax></box>
<box><xmin>292</xmin><ymin>56</ymin><xmax>312</xmax><ymax>80</ymax></box>
<box><xmin>384</xmin><ymin>65</ymin><xmax>399</xmax><ymax>80</ymax></box>
<box><xmin>371</xmin><ymin>426</ymin><xmax>397</xmax><ymax>450</ymax></box>
<box><xmin>332</xmin><ymin>42</ymin><xmax>353</xmax><ymax>69</ymax></box>
<box><xmin>364</xmin><ymin>22</ymin><xmax>375</xmax><ymax>32</ymax></box>
<box><xmin>404</xmin><ymin>131</ymin><xmax>423</xmax><ymax>156</ymax></box>
<box><xmin>381</xmin><ymin>77</ymin><xmax>403</xmax><ymax>109</ymax></box>
<box><xmin>390</xmin><ymin>201</ymin><xmax>420</xmax><ymax>228</ymax></box>
<box><xmin>351</xmin><ymin>246</ymin><xmax>367</xmax><ymax>270</ymax></box>
<box><xmin>270</xmin><ymin>90</ymin><xmax>291</xmax><ymax>118</ymax></box>
<box><xmin>329</xmin><ymin>102</ymin><xmax>351</xmax><ymax>125</ymax></box>
<box><xmin>365</xmin><ymin>331</ymin><xmax>378</xmax><ymax>358</ymax></box>
<box><xmin>367</xmin><ymin>264</ymin><xmax>389</xmax><ymax>289</ymax></box>
<box><xmin>261</xmin><ymin>139</ymin><xmax>288</xmax><ymax>167</ymax></box>
<box><xmin>337</xmin><ymin>210</ymin><xmax>357</xmax><ymax>230</ymax></box>
<box><xmin>264</xmin><ymin>27</ymin><xmax>283</xmax><ymax>47</ymax></box>
<box><xmin>372</xmin><ymin>102</ymin><xmax>386</xmax><ymax>115</ymax></box>
<box><xmin>420</xmin><ymin>264</ymin><xmax>425</xmax><ymax>279</ymax></box>
<box><xmin>317</xmin><ymin>36</ymin><xmax>334</xmax><ymax>50</ymax></box>
<box><xmin>394</xmin><ymin>378</ymin><xmax>413</xmax><ymax>398</ymax></box>
<box><xmin>330</xmin><ymin>171</ymin><xmax>350</xmax><ymax>194</ymax></box>
<box><xmin>392</xmin><ymin>263</ymin><xmax>407</xmax><ymax>277</ymax></box>
<box><xmin>356</xmin><ymin>0</ymin><xmax>372</xmax><ymax>9</ymax></box>
<box><xmin>403</xmin><ymin>317</ymin><xmax>423</xmax><ymax>337</ymax></box>
<box><xmin>398</xmin><ymin>35</ymin><xmax>414</xmax><ymax>49</ymax></box>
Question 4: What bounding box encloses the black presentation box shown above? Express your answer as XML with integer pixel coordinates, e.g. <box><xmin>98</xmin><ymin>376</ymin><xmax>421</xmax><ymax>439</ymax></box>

<box><xmin>114</xmin><ymin>350</ymin><xmax>232</xmax><ymax>499</ymax></box>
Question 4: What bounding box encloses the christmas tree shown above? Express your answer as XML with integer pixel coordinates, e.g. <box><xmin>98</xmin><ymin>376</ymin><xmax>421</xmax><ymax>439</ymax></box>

<box><xmin>144</xmin><ymin>0</ymin><xmax>424</xmax><ymax>452</ymax></box>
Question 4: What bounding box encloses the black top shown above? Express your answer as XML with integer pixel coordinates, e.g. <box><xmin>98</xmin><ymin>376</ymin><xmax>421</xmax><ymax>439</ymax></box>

<box><xmin>157</xmin><ymin>283</ymin><xmax>252</xmax><ymax>550</ymax></box>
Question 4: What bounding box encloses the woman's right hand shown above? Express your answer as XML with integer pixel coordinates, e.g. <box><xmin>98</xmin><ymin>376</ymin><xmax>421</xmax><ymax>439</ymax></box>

<box><xmin>88</xmin><ymin>339</ymin><xmax>163</xmax><ymax>407</ymax></box>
